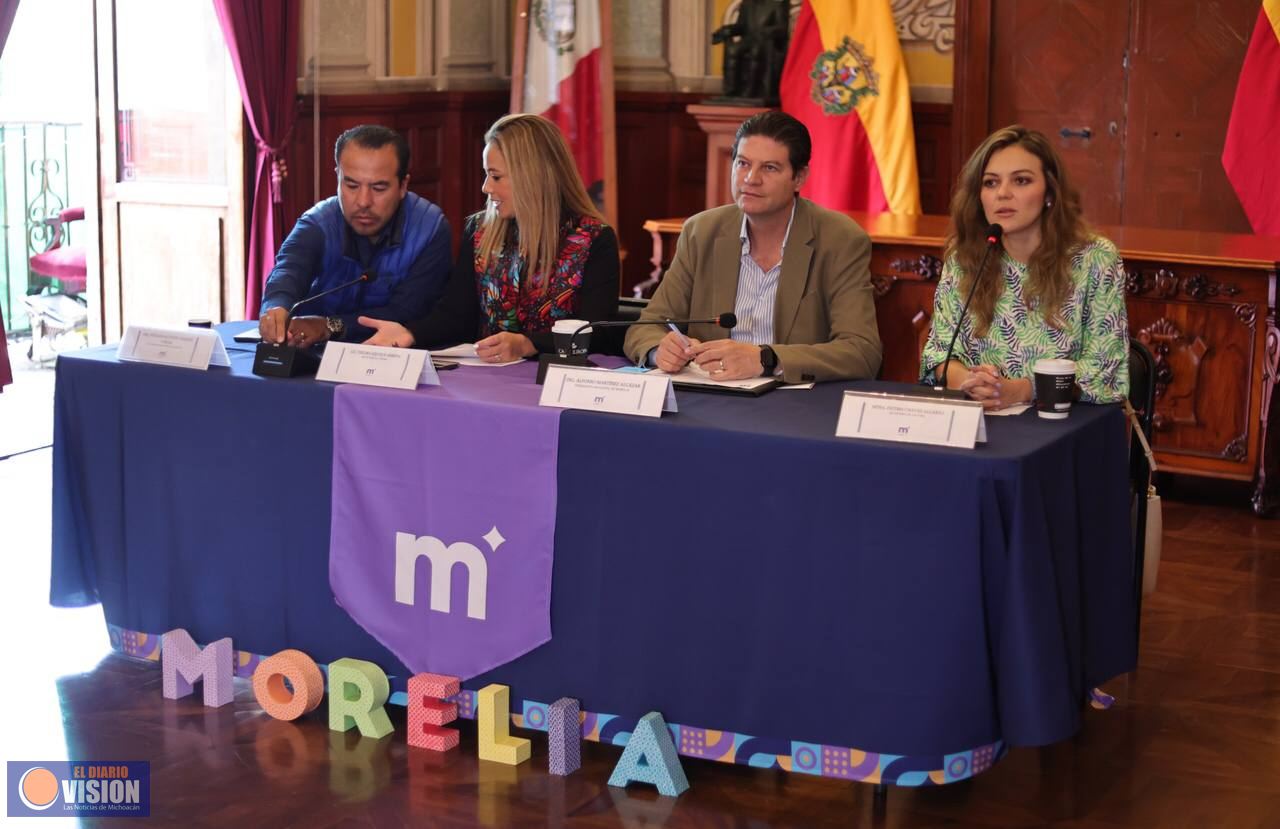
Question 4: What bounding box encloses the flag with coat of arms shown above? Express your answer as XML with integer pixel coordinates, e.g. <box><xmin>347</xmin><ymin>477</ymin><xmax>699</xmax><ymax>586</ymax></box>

<box><xmin>514</xmin><ymin>0</ymin><xmax>617</xmax><ymax>223</ymax></box>
<box><xmin>780</xmin><ymin>0</ymin><xmax>921</xmax><ymax>214</ymax></box>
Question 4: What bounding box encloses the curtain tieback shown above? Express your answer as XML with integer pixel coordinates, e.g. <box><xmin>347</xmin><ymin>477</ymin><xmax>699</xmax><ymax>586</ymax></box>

<box><xmin>257</xmin><ymin>140</ymin><xmax>289</xmax><ymax>204</ymax></box>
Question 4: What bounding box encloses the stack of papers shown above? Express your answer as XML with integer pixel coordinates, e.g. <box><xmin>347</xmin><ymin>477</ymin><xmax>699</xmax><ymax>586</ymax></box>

<box><xmin>429</xmin><ymin>343</ymin><xmax>524</xmax><ymax>368</ymax></box>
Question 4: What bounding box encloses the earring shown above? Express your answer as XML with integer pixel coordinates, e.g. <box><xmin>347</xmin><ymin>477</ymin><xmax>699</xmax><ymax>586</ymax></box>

<box><xmin>1045</xmin><ymin>198</ymin><xmax>1054</xmax><ymax>208</ymax></box>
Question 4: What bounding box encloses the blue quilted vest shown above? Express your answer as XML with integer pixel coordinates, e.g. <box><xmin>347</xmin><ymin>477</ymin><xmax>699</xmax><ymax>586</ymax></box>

<box><xmin>305</xmin><ymin>192</ymin><xmax>446</xmax><ymax>317</ymax></box>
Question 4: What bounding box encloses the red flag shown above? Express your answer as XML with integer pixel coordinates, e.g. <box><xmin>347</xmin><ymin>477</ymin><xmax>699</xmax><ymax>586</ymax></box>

<box><xmin>780</xmin><ymin>0</ymin><xmax>920</xmax><ymax>214</ymax></box>
<box><xmin>1223</xmin><ymin>1</ymin><xmax>1280</xmax><ymax>236</ymax></box>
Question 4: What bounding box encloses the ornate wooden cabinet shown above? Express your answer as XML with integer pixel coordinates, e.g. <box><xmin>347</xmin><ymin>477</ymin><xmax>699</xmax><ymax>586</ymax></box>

<box><xmin>644</xmin><ymin>212</ymin><xmax>1280</xmax><ymax>515</ymax></box>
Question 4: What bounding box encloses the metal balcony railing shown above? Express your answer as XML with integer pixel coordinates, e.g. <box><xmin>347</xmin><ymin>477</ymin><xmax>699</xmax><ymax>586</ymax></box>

<box><xmin>1</xmin><ymin>122</ymin><xmax>83</xmax><ymax>335</ymax></box>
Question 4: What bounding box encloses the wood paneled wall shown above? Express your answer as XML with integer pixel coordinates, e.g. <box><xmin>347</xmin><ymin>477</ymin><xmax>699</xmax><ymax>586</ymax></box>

<box><xmin>281</xmin><ymin>92</ymin><xmax>953</xmax><ymax>296</ymax></box>
<box><xmin>613</xmin><ymin>92</ymin><xmax>708</xmax><ymax>295</ymax></box>
<box><xmin>953</xmin><ymin>0</ymin><xmax>1257</xmax><ymax>234</ymax></box>
<box><xmin>284</xmin><ymin>91</ymin><xmax>509</xmax><ymax>250</ymax></box>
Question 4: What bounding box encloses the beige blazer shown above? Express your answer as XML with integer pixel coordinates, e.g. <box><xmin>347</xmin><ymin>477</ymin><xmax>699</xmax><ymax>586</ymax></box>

<box><xmin>624</xmin><ymin>198</ymin><xmax>882</xmax><ymax>383</ymax></box>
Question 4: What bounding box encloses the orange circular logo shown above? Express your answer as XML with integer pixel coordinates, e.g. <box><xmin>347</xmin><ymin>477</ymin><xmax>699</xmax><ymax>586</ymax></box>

<box><xmin>18</xmin><ymin>766</ymin><xmax>60</xmax><ymax>810</ymax></box>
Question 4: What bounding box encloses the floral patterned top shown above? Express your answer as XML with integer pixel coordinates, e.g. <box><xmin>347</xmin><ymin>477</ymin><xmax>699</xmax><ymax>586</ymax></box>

<box><xmin>403</xmin><ymin>212</ymin><xmax>618</xmax><ymax>354</ymax></box>
<box><xmin>475</xmin><ymin>214</ymin><xmax>608</xmax><ymax>338</ymax></box>
<box><xmin>919</xmin><ymin>237</ymin><xmax>1130</xmax><ymax>403</ymax></box>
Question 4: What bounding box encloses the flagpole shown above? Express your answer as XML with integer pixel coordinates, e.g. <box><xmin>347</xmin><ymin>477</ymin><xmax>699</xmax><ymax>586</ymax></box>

<box><xmin>511</xmin><ymin>0</ymin><xmax>531</xmax><ymax>113</ymax></box>
<box><xmin>599</xmin><ymin>0</ymin><xmax>618</xmax><ymax>231</ymax></box>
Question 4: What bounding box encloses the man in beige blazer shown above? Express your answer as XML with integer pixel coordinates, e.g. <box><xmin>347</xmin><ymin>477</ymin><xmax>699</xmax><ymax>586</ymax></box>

<box><xmin>624</xmin><ymin>112</ymin><xmax>881</xmax><ymax>384</ymax></box>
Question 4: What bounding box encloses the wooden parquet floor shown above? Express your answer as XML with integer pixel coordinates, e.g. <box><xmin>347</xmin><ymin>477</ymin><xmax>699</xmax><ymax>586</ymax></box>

<box><xmin>4</xmin><ymin>448</ymin><xmax>1278</xmax><ymax>828</ymax></box>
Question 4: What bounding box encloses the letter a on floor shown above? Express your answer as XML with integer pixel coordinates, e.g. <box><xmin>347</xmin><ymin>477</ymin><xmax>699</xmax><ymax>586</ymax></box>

<box><xmin>607</xmin><ymin>711</ymin><xmax>689</xmax><ymax>797</ymax></box>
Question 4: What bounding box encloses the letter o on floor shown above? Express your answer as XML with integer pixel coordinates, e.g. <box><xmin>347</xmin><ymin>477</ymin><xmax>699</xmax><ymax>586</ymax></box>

<box><xmin>252</xmin><ymin>649</ymin><xmax>325</xmax><ymax>721</ymax></box>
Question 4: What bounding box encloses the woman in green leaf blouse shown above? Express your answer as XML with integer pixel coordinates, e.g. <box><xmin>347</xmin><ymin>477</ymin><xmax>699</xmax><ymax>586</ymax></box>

<box><xmin>921</xmin><ymin>125</ymin><xmax>1129</xmax><ymax>409</ymax></box>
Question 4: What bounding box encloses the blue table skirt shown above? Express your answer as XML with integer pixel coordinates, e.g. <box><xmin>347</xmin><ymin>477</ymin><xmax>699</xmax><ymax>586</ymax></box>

<box><xmin>51</xmin><ymin>326</ymin><xmax>1135</xmax><ymax>760</ymax></box>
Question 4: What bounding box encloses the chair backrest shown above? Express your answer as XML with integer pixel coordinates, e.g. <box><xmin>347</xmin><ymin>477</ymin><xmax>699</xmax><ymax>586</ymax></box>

<box><xmin>615</xmin><ymin>297</ymin><xmax>648</xmax><ymax>324</ymax></box>
<box><xmin>1129</xmin><ymin>339</ymin><xmax>1156</xmax><ymax>442</ymax></box>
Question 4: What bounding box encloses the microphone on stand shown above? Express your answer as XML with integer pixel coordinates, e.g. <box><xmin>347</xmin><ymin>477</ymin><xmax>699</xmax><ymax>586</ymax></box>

<box><xmin>933</xmin><ymin>224</ymin><xmax>1003</xmax><ymax>398</ymax></box>
<box><xmin>535</xmin><ymin>313</ymin><xmax>739</xmax><ymax>384</ymax></box>
<box><xmin>253</xmin><ymin>272</ymin><xmax>376</xmax><ymax>378</ymax></box>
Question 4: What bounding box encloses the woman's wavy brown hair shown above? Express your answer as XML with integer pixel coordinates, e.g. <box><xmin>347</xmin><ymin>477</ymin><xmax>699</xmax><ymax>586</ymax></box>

<box><xmin>945</xmin><ymin>125</ymin><xmax>1089</xmax><ymax>336</ymax></box>
<box><xmin>476</xmin><ymin>114</ymin><xmax>605</xmax><ymax>292</ymax></box>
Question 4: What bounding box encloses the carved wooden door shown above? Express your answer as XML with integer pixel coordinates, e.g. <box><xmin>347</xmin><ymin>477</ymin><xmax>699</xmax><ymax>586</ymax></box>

<box><xmin>988</xmin><ymin>0</ymin><xmax>1131</xmax><ymax>224</ymax></box>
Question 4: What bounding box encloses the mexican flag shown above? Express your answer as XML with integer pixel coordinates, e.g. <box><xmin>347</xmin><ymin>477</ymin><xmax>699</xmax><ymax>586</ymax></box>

<box><xmin>517</xmin><ymin>0</ymin><xmax>612</xmax><ymax>211</ymax></box>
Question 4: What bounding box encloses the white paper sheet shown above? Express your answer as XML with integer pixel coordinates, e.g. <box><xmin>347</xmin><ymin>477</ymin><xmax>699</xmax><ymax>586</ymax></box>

<box><xmin>429</xmin><ymin>343</ymin><xmax>524</xmax><ymax>367</ymax></box>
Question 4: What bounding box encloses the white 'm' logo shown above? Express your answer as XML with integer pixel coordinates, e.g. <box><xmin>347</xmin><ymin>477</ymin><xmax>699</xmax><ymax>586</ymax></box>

<box><xmin>393</xmin><ymin>526</ymin><xmax>505</xmax><ymax>620</ymax></box>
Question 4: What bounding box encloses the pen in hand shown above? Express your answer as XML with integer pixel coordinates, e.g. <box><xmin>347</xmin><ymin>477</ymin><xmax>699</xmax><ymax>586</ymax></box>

<box><xmin>666</xmin><ymin>321</ymin><xmax>690</xmax><ymax>349</ymax></box>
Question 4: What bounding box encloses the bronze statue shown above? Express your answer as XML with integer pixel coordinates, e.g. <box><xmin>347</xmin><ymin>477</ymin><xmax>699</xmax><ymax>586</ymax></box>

<box><xmin>711</xmin><ymin>0</ymin><xmax>791</xmax><ymax>105</ymax></box>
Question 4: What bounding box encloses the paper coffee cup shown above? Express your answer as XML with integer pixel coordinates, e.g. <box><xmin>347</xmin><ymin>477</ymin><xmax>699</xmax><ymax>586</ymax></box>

<box><xmin>1033</xmin><ymin>358</ymin><xmax>1076</xmax><ymax>419</ymax></box>
<box><xmin>552</xmin><ymin>319</ymin><xmax>590</xmax><ymax>358</ymax></box>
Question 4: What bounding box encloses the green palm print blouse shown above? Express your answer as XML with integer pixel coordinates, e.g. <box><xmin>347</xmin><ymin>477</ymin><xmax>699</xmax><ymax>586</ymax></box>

<box><xmin>919</xmin><ymin>237</ymin><xmax>1130</xmax><ymax>403</ymax></box>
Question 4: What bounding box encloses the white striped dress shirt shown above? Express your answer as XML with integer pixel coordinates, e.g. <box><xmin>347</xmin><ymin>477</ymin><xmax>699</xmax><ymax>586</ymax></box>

<box><xmin>731</xmin><ymin>201</ymin><xmax>796</xmax><ymax>345</ymax></box>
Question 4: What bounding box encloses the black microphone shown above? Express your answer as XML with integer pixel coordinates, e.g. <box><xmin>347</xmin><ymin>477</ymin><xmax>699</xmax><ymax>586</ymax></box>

<box><xmin>934</xmin><ymin>224</ymin><xmax>1002</xmax><ymax>395</ymax></box>
<box><xmin>253</xmin><ymin>272</ymin><xmax>376</xmax><ymax>377</ymax></box>
<box><xmin>280</xmin><ymin>271</ymin><xmax>374</xmax><ymax>339</ymax></box>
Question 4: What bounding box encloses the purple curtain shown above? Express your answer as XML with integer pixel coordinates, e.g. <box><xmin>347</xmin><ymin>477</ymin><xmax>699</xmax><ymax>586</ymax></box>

<box><xmin>0</xmin><ymin>0</ymin><xmax>19</xmax><ymax>60</ymax></box>
<box><xmin>0</xmin><ymin>0</ymin><xmax>18</xmax><ymax>388</ymax></box>
<box><xmin>211</xmin><ymin>1</ymin><xmax>300</xmax><ymax>318</ymax></box>
<box><xmin>0</xmin><ymin>307</ymin><xmax>11</xmax><ymax>391</ymax></box>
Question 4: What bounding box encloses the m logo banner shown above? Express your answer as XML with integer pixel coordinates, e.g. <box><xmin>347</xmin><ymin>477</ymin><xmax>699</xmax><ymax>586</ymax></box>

<box><xmin>329</xmin><ymin>380</ymin><xmax>562</xmax><ymax>679</ymax></box>
<box><xmin>7</xmin><ymin>761</ymin><xmax>150</xmax><ymax>817</ymax></box>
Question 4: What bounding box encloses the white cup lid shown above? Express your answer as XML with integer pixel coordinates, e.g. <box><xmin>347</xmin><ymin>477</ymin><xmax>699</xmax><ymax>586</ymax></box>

<box><xmin>552</xmin><ymin>319</ymin><xmax>590</xmax><ymax>335</ymax></box>
<box><xmin>1034</xmin><ymin>358</ymin><xmax>1076</xmax><ymax>374</ymax></box>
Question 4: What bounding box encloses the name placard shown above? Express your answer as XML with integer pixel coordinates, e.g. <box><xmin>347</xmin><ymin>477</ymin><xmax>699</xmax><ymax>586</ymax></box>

<box><xmin>539</xmin><ymin>365</ymin><xmax>675</xmax><ymax>417</ymax></box>
<box><xmin>836</xmin><ymin>391</ymin><xmax>987</xmax><ymax>449</ymax></box>
<box><xmin>118</xmin><ymin>325</ymin><xmax>230</xmax><ymax>370</ymax></box>
<box><xmin>316</xmin><ymin>342</ymin><xmax>434</xmax><ymax>390</ymax></box>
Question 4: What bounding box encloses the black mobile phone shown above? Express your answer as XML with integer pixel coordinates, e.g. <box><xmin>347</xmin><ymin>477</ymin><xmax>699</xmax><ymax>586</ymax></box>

<box><xmin>432</xmin><ymin>360</ymin><xmax>459</xmax><ymax>370</ymax></box>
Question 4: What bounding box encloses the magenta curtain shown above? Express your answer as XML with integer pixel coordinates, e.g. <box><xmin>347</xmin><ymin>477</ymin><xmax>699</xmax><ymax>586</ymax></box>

<box><xmin>0</xmin><ymin>0</ymin><xmax>18</xmax><ymax>388</ymax></box>
<box><xmin>0</xmin><ymin>307</ymin><xmax>11</xmax><ymax>391</ymax></box>
<box><xmin>211</xmin><ymin>1</ymin><xmax>300</xmax><ymax>318</ymax></box>
<box><xmin>0</xmin><ymin>0</ymin><xmax>19</xmax><ymax>60</ymax></box>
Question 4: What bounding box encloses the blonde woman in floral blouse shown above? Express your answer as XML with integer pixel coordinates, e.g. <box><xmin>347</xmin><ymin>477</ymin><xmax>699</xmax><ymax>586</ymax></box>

<box><xmin>361</xmin><ymin>114</ymin><xmax>618</xmax><ymax>359</ymax></box>
<box><xmin>921</xmin><ymin>125</ymin><xmax>1129</xmax><ymax>408</ymax></box>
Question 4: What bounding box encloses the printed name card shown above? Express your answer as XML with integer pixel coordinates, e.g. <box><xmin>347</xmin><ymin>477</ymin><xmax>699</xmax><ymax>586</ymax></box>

<box><xmin>118</xmin><ymin>325</ymin><xmax>230</xmax><ymax>370</ymax></box>
<box><xmin>836</xmin><ymin>390</ymin><xmax>987</xmax><ymax>449</ymax></box>
<box><xmin>539</xmin><ymin>365</ymin><xmax>675</xmax><ymax>417</ymax></box>
<box><xmin>316</xmin><ymin>342</ymin><xmax>436</xmax><ymax>390</ymax></box>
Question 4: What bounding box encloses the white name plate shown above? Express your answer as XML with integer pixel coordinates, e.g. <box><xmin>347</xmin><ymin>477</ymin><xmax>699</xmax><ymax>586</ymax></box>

<box><xmin>836</xmin><ymin>391</ymin><xmax>987</xmax><ymax>449</ymax></box>
<box><xmin>316</xmin><ymin>341</ymin><xmax>434</xmax><ymax>390</ymax></box>
<box><xmin>539</xmin><ymin>364</ymin><xmax>675</xmax><ymax>417</ymax></box>
<box><xmin>118</xmin><ymin>325</ymin><xmax>230</xmax><ymax>370</ymax></box>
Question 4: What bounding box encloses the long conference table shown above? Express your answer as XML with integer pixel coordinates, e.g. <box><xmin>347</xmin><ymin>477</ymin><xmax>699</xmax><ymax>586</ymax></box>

<box><xmin>50</xmin><ymin>324</ymin><xmax>1136</xmax><ymax>787</ymax></box>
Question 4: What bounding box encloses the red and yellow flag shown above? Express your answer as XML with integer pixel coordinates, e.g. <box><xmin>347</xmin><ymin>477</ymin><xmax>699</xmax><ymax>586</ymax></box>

<box><xmin>1223</xmin><ymin>0</ymin><xmax>1280</xmax><ymax>236</ymax></box>
<box><xmin>780</xmin><ymin>0</ymin><xmax>920</xmax><ymax>214</ymax></box>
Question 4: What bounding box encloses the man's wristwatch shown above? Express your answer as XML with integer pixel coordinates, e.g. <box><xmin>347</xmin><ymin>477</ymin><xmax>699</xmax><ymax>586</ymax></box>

<box><xmin>759</xmin><ymin>345</ymin><xmax>778</xmax><ymax>376</ymax></box>
<box><xmin>325</xmin><ymin>316</ymin><xmax>345</xmax><ymax>339</ymax></box>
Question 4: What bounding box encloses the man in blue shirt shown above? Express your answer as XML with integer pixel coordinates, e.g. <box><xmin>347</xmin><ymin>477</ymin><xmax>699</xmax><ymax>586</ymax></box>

<box><xmin>259</xmin><ymin>124</ymin><xmax>452</xmax><ymax>346</ymax></box>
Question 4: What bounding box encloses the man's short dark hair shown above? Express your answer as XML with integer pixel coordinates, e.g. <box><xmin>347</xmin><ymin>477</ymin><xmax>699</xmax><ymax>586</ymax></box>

<box><xmin>732</xmin><ymin>111</ymin><xmax>812</xmax><ymax>173</ymax></box>
<box><xmin>335</xmin><ymin>125</ymin><xmax>410</xmax><ymax>180</ymax></box>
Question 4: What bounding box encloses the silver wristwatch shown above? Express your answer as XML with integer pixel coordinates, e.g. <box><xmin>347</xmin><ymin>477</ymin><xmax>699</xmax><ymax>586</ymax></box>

<box><xmin>325</xmin><ymin>316</ymin><xmax>345</xmax><ymax>339</ymax></box>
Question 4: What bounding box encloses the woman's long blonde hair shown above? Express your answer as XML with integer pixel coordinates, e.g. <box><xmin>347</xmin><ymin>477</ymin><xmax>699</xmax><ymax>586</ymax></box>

<box><xmin>945</xmin><ymin>125</ymin><xmax>1089</xmax><ymax>336</ymax></box>
<box><xmin>475</xmin><ymin>114</ymin><xmax>605</xmax><ymax>287</ymax></box>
